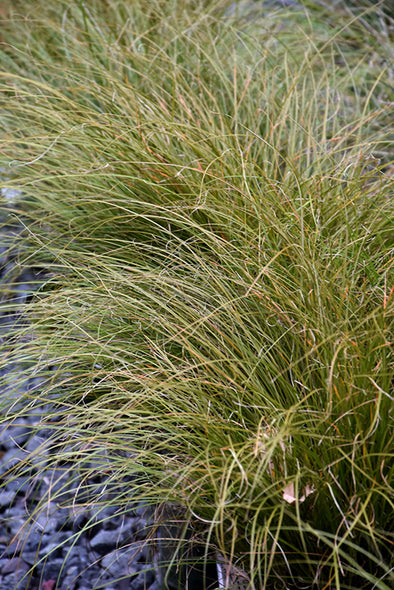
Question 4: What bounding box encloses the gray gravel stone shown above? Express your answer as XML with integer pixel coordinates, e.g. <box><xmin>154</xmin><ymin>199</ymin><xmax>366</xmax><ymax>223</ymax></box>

<box><xmin>0</xmin><ymin>490</ymin><xmax>16</xmax><ymax>508</ymax></box>
<box><xmin>61</xmin><ymin>566</ymin><xmax>79</xmax><ymax>590</ymax></box>
<box><xmin>0</xmin><ymin>557</ymin><xmax>32</xmax><ymax>590</ymax></box>
<box><xmin>38</xmin><ymin>541</ymin><xmax>64</xmax><ymax>559</ymax></box>
<box><xmin>132</xmin><ymin>570</ymin><xmax>155</xmax><ymax>590</ymax></box>
<box><xmin>19</xmin><ymin>531</ymin><xmax>43</xmax><ymax>554</ymax></box>
<box><xmin>90</xmin><ymin>529</ymin><xmax>123</xmax><ymax>554</ymax></box>
<box><xmin>1</xmin><ymin>557</ymin><xmax>29</xmax><ymax>575</ymax></box>
<box><xmin>0</xmin><ymin>447</ymin><xmax>27</xmax><ymax>475</ymax></box>
<box><xmin>101</xmin><ymin>548</ymin><xmax>139</xmax><ymax>576</ymax></box>
<box><xmin>4</xmin><ymin>516</ymin><xmax>29</xmax><ymax>539</ymax></box>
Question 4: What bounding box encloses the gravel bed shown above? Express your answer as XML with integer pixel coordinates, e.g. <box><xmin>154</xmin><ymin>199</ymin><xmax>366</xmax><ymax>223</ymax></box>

<box><xmin>0</xmin><ymin>420</ymin><xmax>158</xmax><ymax>590</ymax></box>
<box><xmin>0</xmin><ymin>192</ymin><xmax>161</xmax><ymax>590</ymax></box>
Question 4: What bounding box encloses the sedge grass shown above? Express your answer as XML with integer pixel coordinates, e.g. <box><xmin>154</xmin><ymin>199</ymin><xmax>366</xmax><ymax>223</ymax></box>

<box><xmin>0</xmin><ymin>0</ymin><xmax>393</xmax><ymax>588</ymax></box>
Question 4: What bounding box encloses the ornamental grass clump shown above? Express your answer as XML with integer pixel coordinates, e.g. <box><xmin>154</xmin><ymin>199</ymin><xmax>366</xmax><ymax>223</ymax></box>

<box><xmin>0</xmin><ymin>0</ymin><xmax>393</xmax><ymax>588</ymax></box>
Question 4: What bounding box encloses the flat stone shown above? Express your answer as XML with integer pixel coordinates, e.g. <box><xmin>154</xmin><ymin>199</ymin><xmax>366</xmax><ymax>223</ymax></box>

<box><xmin>90</xmin><ymin>529</ymin><xmax>119</xmax><ymax>554</ymax></box>
<box><xmin>61</xmin><ymin>566</ymin><xmax>79</xmax><ymax>590</ymax></box>
<box><xmin>38</xmin><ymin>541</ymin><xmax>63</xmax><ymax>559</ymax></box>
<box><xmin>0</xmin><ymin>490</ymin><xmax>16</xmax><ymax>508</ymax></box>
<box><xmin>101</xmin><ymin>548</ymin><xmax>138</xmax><ymax>576</ymax></box>
<box><xmin>19</xmin><ymin>551</ymin><xmax>40</xmax><ymax>566</ymax></box>
<box><xmin>31</xmin><ymin>502</ymin><xmax>67</xmax><ymax>534</ymax></box>
<box><xmin>1</xmin><ymin>556</ymin><xmax>29</xmax><ymax>575</ymax></box>
<box><xmin>40</xmin><ymin>530</ymin><xmax>72</xmax><ymax>551</ymax></box>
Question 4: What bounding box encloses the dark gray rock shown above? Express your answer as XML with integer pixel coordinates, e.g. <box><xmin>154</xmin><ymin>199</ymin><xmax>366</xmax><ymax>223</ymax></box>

<box><xmin>19</xmin><ymin>532</ymin><xmax>43</xmax><ymax>554</ymax></box>
<box><xmin>90</xmin><ymin>529</ymin><xmax>123</xmax><ymax>554</ymax></box>
<box><xmin>41</xmin><ymin>557</ymin><xmax>66</xmax><ymax>580</ymax></box>
<box><xmin>65</xmin><ymin>542</ymin><xmax>90</xmax><ymax>565</ymax></box>
<box><xmin>1</xmin><ymin>557</ymin><xmax>29</xmax><ymax>575</ymax></box>
<box><xmin>2</xmin><ymin>473</ymin><xmax>39</xmax><ymax>499</ymax></box>
<box><xmin>24</xmin><ymin>501</ymin><xmax>66</xmax><ymax>535</ymax></box>
<box><xmin>38</xmin><ymin>540</ymin><xmax>64</xmax><ymax>559</ymax></box>
<box><xmin>132</xmin><ymin>570</ymin><xmax>155</xmax><ymax>590</ymax></box>
<box><xmin>61</xmin><ymin>566</ymin><xmax>79</xmax><ymax>590</ymax></box>
<box><xmin>0</xmin><ymin>557</ymin><xmax>33</xmax><ymax>590</ymax></box>
<box><xmin>0</xmin><ymin>490</ymin><xmax>17</xmax><ymax>508</ymax></box>
<box><xmin>101</xmin><ymin>548</ymin><xmax>139</xmax><ymax>576</ymax></box>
